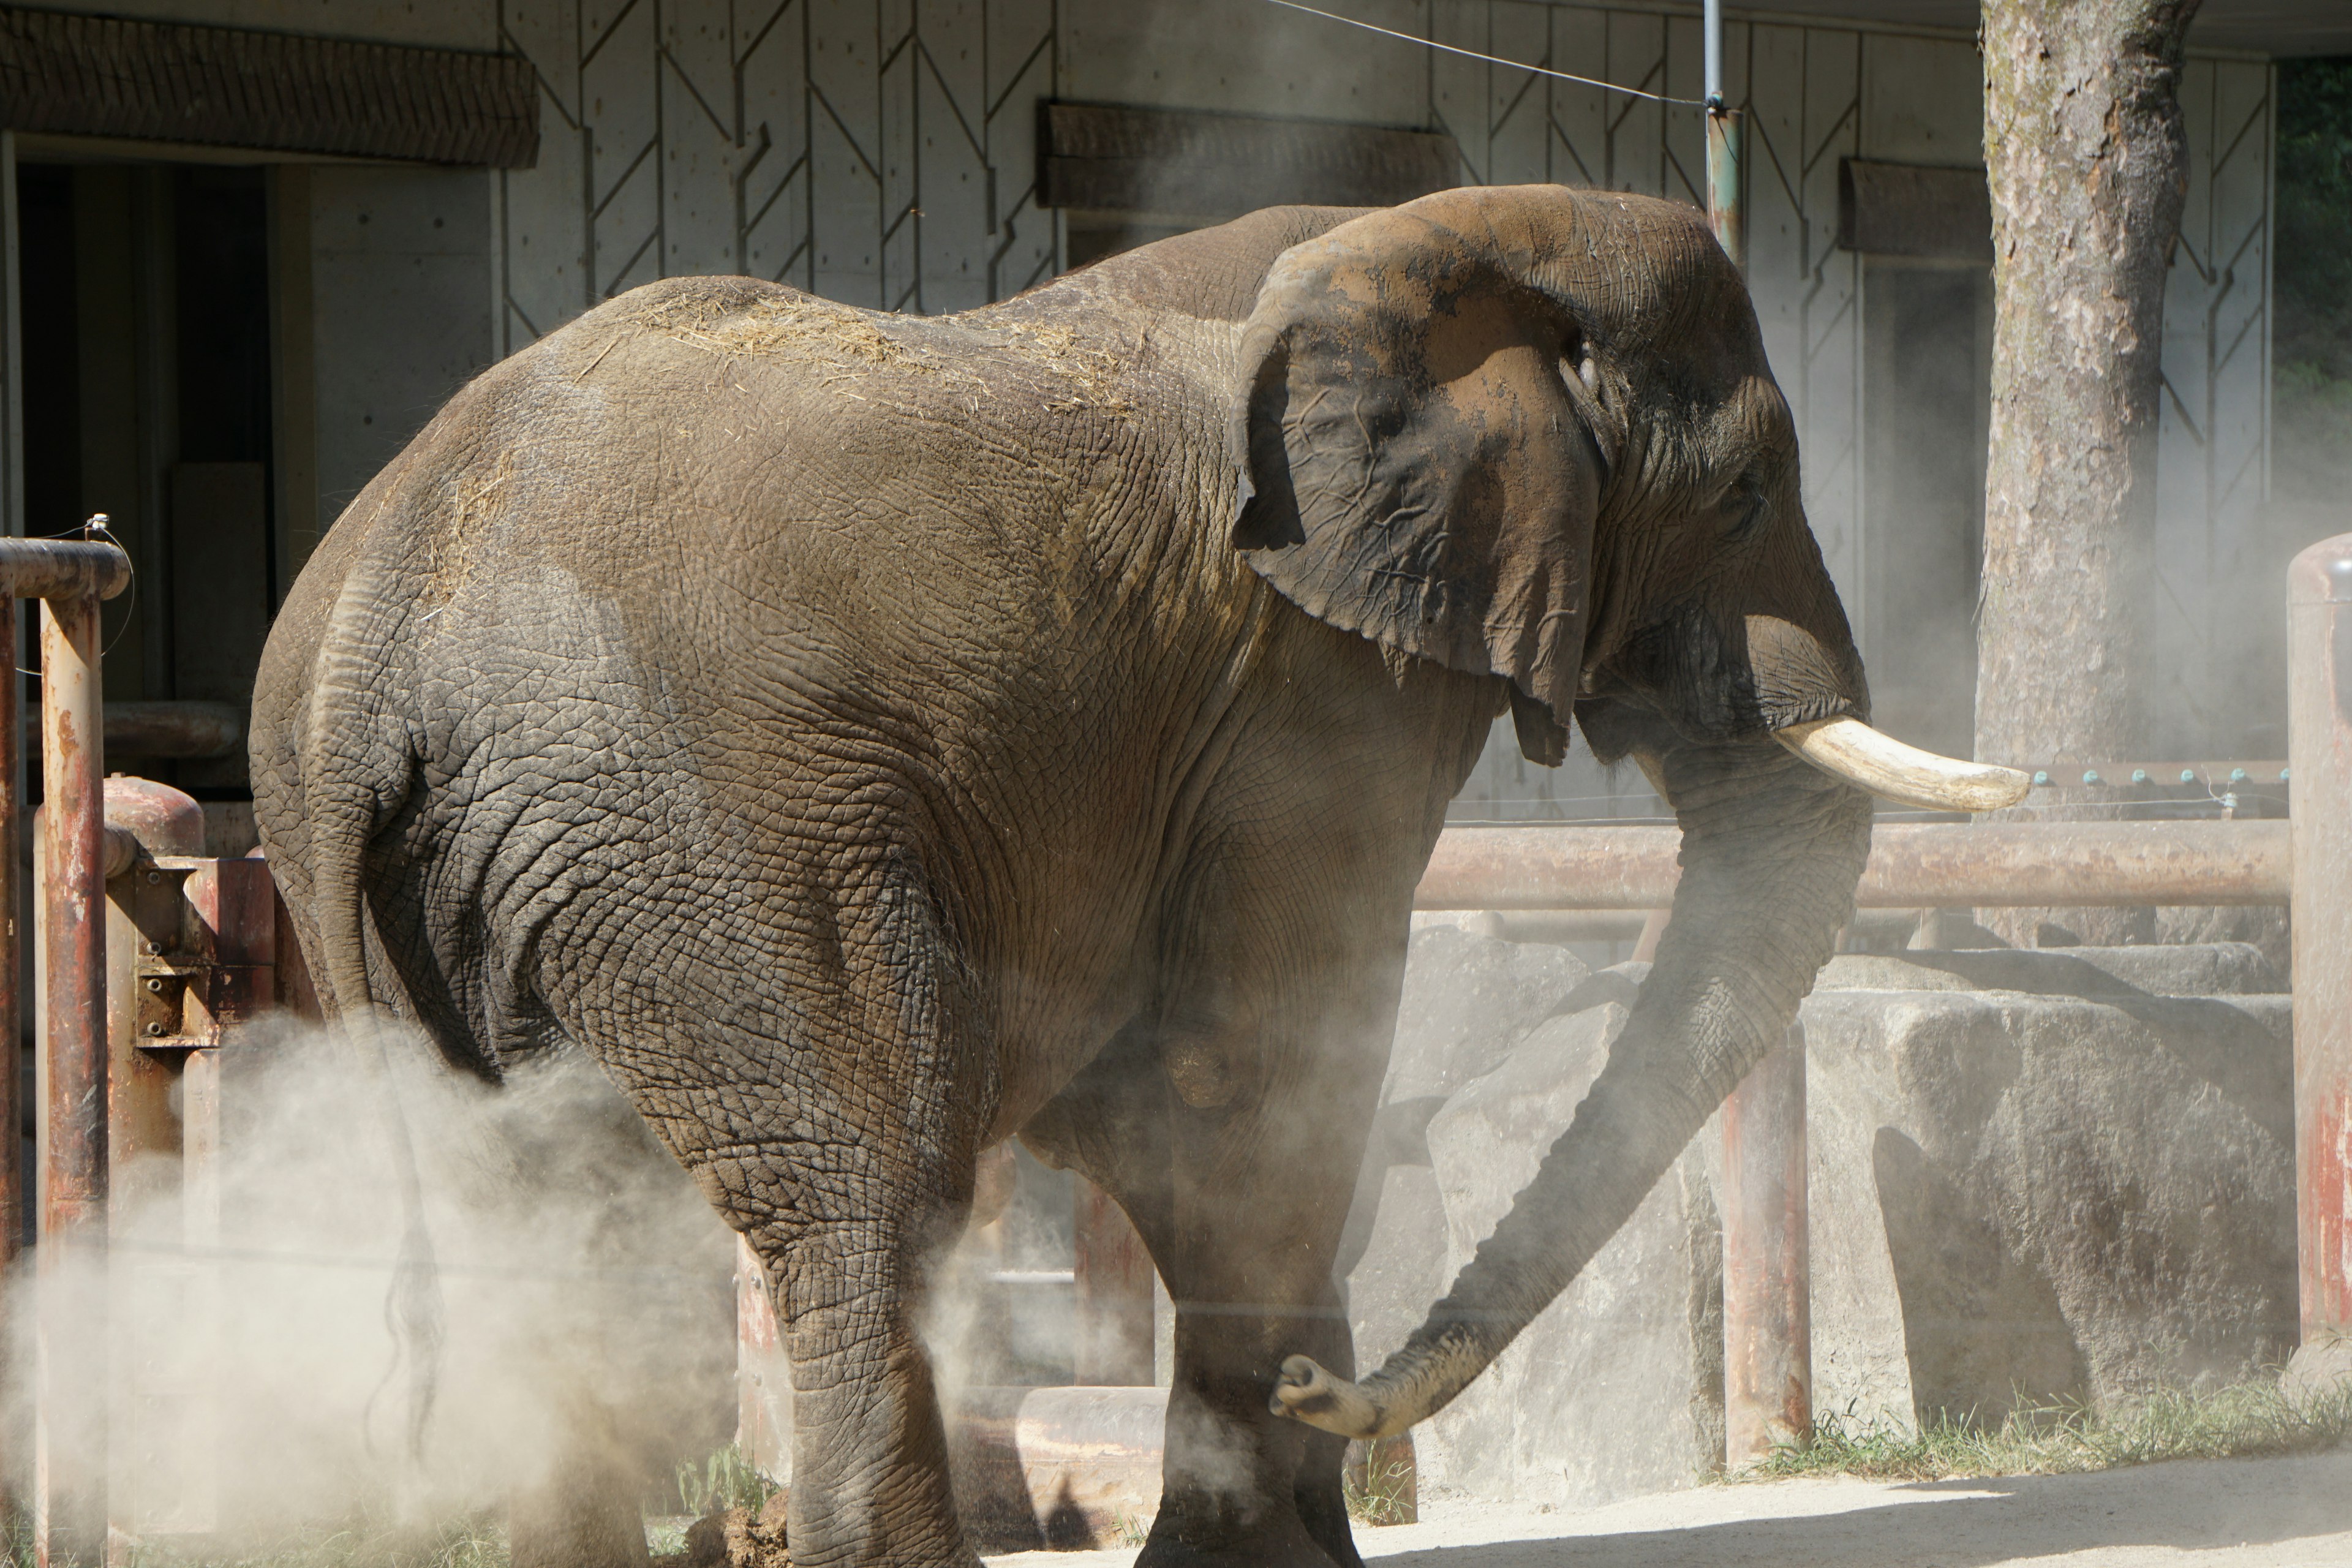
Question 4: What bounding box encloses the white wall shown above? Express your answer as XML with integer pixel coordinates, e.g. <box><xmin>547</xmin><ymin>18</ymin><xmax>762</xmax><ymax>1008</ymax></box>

<box><xmin>309</xmin><ymin>166</ymin><xmax>497</xmax><ymax>521</ymax></box>
<box><xmin>491</xmin><ymin>0</ymin><xmax>1060</xmax><ymax>347</ymax></box>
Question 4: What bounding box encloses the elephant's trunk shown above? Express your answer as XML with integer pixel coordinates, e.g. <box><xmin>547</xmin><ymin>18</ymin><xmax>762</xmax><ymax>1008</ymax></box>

<box><xmin>1269</xmin><ymin>738</ymin><xmax>1872</xmax><ymax>1439</ymax></box>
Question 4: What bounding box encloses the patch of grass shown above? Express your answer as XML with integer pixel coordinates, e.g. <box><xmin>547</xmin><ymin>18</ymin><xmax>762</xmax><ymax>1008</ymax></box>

<box><xmin>1734</xmin><ymin>1378</ymin><xmax>2352</xmax><ymax>1484</ymax></box>
<box><xmin>1344</xmin><ymin>1436</ymin><xmax>1418</xmax><ymax>1526</ymax></box>
<box><xmin>674</xmin><ymin>1442</ymin><xmax>779</xmax><ymax>1520</ymax></box>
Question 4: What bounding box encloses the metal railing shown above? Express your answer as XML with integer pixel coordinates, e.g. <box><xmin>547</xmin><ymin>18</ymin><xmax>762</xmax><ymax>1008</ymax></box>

<box><xmin>0</xmin><ymin>537</ymin><xmax>131</xmax><ymax>1567</ymax></box>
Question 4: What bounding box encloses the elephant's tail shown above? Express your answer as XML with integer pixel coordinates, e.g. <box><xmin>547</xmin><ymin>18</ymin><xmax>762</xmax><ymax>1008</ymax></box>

<box><xmin>298</xmin><ymin>549</ymin><xmax>447</xmax><ymax>1463</ymax></box>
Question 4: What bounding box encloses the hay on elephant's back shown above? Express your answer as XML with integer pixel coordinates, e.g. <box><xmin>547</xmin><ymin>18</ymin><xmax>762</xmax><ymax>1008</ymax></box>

<box><xmin>637</xmin><ymin>290</ymin><xmax>912</xmax><ymax>368</ymax></box>
<box><xmin>633</xmin><ymin>288</ymin><xmax>1134</xmax><ymax>412</ymax></box>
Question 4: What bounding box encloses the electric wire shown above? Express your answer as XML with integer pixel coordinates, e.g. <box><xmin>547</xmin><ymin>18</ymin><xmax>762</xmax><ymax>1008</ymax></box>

<box><xmin>1259</xmin><ymin>0</ymin><xmax>1713</xmax><ymax>107</ymax></box>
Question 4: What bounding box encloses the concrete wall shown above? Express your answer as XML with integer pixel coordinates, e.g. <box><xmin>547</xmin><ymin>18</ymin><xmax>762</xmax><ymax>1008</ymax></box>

<box><xmin>489</xmin><ymin>0</ymin><xmax>1060</xmax><ymax>345</ymax></box>
<box><xmin>308</xmin><ymin>167</ymin><xmax>498</xmax><ymax>522</ymax></box>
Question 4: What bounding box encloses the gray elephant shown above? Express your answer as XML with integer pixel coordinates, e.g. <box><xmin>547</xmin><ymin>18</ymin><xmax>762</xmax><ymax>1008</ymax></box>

<box><xmin>251</xmin><ymin>184</ymin><xmax>2014</xmax><ymax>1568</ymax></box>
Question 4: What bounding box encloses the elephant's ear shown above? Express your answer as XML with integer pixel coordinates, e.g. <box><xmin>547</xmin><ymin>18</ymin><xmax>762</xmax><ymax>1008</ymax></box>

<box><xmin>1229</xmin><ymin>204</ymin><xmax>1603</xmax><ymax>765</ymax></box>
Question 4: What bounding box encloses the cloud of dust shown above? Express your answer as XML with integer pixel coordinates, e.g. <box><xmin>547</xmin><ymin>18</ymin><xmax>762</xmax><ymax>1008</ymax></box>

<box><xmin>11</xmin><ymin>1017</ymin><xmax>738</xmax><ymax>1542</ymax></box>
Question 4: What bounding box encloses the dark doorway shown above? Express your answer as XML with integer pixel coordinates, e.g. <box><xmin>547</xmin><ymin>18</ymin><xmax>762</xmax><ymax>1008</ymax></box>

<box><xmin>1863</xmin><ymin>261</ymin><xmax>1992</xmax><ymax>764</ymax></box>
<box><xmin>15</xmin><ymin>160</ymin><xmax>277</xmax><ymax>793</ymax></box>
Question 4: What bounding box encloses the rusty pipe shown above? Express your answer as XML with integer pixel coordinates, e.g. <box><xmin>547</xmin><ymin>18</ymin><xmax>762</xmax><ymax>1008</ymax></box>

<box><xmin>1722</xmin><ymin>1026</ymin><xmax>1811</xmax><ymax>1466</ymax></box>
<box><xmin>1415</xmin><ymin>820</ymin><xmax>2290</xmax><ymax>911</ymax></box>
<box><xmin>21</xmin><ymin>700</ymin><xmax>244</xmax><ymax>761</ymax></box>
<box><xmin>37</xmin><ymin>592</ymin><xmax>108</xmax><ymax>1568</ymax></box>
<box><xmin>0</xmin><ymin>595</ymin><xmax>15</xmax><ymax>1275</ymax></box>
<box><xmin>0</xmin><ymin>540</ymin><xmax>130</xmax><ymax>605</ymax></box>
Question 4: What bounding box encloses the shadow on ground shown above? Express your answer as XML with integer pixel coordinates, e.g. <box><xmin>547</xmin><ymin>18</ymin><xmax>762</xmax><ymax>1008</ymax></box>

<box><xmin>1362</xmin><ymin>1453</ymin><xmax>2352</xmax><ymax>1568</ymax></box>
<box><xmin>991</xmin><ymin>1451</ymin><xmax>2352</xmax><ymax>1568</ymax></box>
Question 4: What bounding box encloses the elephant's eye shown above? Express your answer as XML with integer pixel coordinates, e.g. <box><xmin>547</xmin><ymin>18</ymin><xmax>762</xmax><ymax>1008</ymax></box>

<box><xmin>1722</xmin><ymin>471</ymin><xmax>1771</xmax><ymax>538</ymax></box>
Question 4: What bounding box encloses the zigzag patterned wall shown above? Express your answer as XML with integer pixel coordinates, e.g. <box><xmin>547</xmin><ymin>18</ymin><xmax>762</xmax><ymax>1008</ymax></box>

<box><xmin>492</xmin><ymin>0</ymin><xmax>1058</xmax><ymax>354</ymax></box>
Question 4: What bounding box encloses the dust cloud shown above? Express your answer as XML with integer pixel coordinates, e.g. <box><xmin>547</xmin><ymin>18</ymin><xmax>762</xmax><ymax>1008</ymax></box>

<box><xmin>9</xmin><ymin>1019</ymin><xmax>738</xmax><ymax>1544</ymax></box>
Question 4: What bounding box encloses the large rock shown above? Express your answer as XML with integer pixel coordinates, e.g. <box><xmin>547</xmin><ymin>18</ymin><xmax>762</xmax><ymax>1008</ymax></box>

<box><xmin>1818</xmin><ymin>941</ymin><xmax>2281</xmax><ymax>998</ymax></box>
<box><xmin>1342</xmin><ymin>937</ymin><xmax>2296</xmax><ymax>1513</ymax></box>
<box><xmin>1382</xmin><ymin>925</ymin><xmax>1589</xmax><ymax>1104</ymax></box>
<box><xmin>1804</xmin><ymin>970</ymin><xmax>2296</xmax><ymax>1426</ymax></box>
<box><xmin>1344</xmin><ymin>1164</ymin><xmax>1450</xmax><ymax>1370</ymax></box>
<box><xmin>1412</xmin><ymin>1003</ymin><xmax>1726</xmax><ymax>1509</ymax></box>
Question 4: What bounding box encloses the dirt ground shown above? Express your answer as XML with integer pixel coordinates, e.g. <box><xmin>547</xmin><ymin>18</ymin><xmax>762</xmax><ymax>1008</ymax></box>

<box><xmin>987</xmin><ymin>1451</ymin><xmax>2352</xmax><ymax>1567</ymax></box>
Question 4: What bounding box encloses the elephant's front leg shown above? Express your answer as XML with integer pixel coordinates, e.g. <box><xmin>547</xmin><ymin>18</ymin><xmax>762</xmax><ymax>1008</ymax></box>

<box><xmin>1154</xmin><ymin>1064</ymin><xmax>1370</xmax><ymax>1568</ymax></box>
<box><xmin>1036</xmin><ymin>984</ymin><xmax>1386</xmax><ymax>1568</ymax></box>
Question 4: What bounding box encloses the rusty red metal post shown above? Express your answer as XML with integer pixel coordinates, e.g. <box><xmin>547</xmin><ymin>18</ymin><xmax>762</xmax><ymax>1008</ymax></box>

<box><xmin>1706</xmin><ymin>70</ymin><xmax>1810</xmax><ymax>1463</ymax></box>
<box><xmin>37</xmin><ymin>592</ymin><xmax>108</xmax><ymax>1568</ymax></box>
<box><xmin>0</xmin><ymin>538</ymin><xmax>134</xmax><ymax>1567</ymax></box>
<box><xmin>736</xmin><ymin>1236</ymin><xmax>792</xmax><ymax>1481</ymax></box>
<box><xmin>1722</xmin><ymin>1025</ymin><xmax>1812</xmax><ymax>1463</ymax></box>
<box><xmin>0</xmin><ymin>593</ymin><xmax>17</xmax><ymax>1279</ymax></box>
<box><xmin>1072</xmin><ymin>1176</ymin><xmax>1155</xmax><ymax>1385</ymax></box>
<box><xmin>2290</xmin><ymin>533</ymin><xmax>2352</xmax><ymax>1366</ymax></box>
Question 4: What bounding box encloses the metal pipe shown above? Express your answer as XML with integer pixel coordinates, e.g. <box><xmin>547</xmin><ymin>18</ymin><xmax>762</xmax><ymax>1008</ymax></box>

<box><xmin>1703</xmin><ymin>0</ymin><xmax>1724</xmax><ymax>109</ymax></box>
<box><xmin>2289</xmin><ymin>533</ymin><xmax>2352</xmax><ymax>1356</ymax></box>
<box><xmin>1706</xmin><ymin>110</ymin><xmax>1743</xmax><ymax>270</ymax></box>
<box><xmin>0</xmin><ymin>540</ymin><xmax>132</xmax><ymax>606</ymax></box>
<box><xmin>1415</xmin><ymin>820</ymin><xmax>2290</xmax><ymax>911</ymax></box>
<box><xmin>21</xmin><ymin>699</ymin><xmax>244</xmax><ymax>761</ymax></box>
<box><xmin>1722</xmin><ymin>1025</ymin><xmax>1811</xmax><ymax>1465</ymax></box>
<box><xmin>37</xmin><ymin>592</ymin><xmax>107</xmax><ymax>1568</ymax></box>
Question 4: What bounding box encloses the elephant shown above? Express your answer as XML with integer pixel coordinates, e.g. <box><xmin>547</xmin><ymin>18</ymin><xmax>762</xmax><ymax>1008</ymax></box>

<box><xmin>250</xmin><ymin>183</ymin><xmax>2019</xmax><ymax>1568</ymax></box>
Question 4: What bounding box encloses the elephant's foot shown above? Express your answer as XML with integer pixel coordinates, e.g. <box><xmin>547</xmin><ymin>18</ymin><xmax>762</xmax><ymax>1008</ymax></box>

<box><xmin>1294</xmin><ymin>1430</ymin><xmax>1365</xmax><ymax>1568</ymax></box>
<box><xmin>1134</xmin><ymin>1506</ymin><xmax>1343</xmax><ymax>1568</ymax></box>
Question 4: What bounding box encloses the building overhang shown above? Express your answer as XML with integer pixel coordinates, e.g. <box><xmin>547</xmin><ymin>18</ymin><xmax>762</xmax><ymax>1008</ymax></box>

<box><xmin>0</xmin><ymin>6</ymin><xmax>539</xmax><ymax>168</ymax></box>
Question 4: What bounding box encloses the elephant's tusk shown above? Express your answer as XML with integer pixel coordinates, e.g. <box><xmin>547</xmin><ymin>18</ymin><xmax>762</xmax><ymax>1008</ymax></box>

<box><xmin>1773</xmin><ymin>717</ymin><xmax>2031</xmax><ymax>813</ymax></box>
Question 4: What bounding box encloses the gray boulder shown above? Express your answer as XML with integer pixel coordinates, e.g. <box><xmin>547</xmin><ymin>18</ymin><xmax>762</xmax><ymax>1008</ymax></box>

<box><xmin>1804</xmin><ymin>976</ymin><xmax>2296</xmax><ymax>1425</ymax></box>
<box><xmin>1818</xmin><ymin>941</ymin><xmax>2281</xmax><ymax>999</ymax></box>
<box><xmin>1382</xmin><ymin>925</ymin><xmax>1590</xmax><ymax>1104</ymax></box>
<box><xmin>1412</xmin><ymin>1003</ymin><xmax>1727</xmax><ymax>1509</ymax></box>
<box><xmin>1343</xmin><ymin>1164</ymin><xmax>1450</xmax><ymax>1370</ymax></box>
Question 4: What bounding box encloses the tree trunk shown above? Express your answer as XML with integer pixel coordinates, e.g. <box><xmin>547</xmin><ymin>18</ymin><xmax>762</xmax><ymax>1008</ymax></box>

<box><xmin>1975</xmin><ymin>0</ymin><xmax>2202</xmax><ymax>947</ymax></box>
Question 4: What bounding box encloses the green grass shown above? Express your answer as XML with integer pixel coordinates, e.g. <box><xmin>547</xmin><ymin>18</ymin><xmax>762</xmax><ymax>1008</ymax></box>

<box><xmin>1734</xmin><ymin>1378</ymin><xmax>2352</xmax><ymax>1485</ymax></box>
<box><xmin>673</xmin><ymin>1442</ymin><xmax>779</xmax><ymax>1520</ymax></box>
<box><xmin>1343</xmin><ymin>1436</ymin><xmax>1418</xmax><ymax>1527</ymax></box>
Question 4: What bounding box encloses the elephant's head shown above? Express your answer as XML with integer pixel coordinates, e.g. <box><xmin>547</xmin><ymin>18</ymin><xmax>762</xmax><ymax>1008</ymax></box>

<box><xmin>1227</xmin><ymin>185</ymin><xmax>2024</xmax><ymax>1437</ymax></box>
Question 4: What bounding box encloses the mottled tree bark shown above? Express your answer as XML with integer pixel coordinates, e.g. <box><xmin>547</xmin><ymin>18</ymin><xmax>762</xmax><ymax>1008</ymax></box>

<box><xmin>1975</xmin><ymin>0</ymin><xmax>2201</xmax><ymax>946</ymax></box>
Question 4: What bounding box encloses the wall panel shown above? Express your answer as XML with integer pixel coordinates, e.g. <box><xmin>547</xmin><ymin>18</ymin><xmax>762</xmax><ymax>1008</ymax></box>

<box><xmin>494</xmin><ymin>0</ymin><xmax>1066</xmax><ymax>346</ymax></box>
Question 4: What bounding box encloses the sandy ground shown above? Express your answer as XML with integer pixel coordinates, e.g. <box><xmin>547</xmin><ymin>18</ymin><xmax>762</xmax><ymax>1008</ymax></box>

<box><xmin>988</xmin><ymin>1452</ymin><xmax>2352</xmax><ymax>1567</ymax></box>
